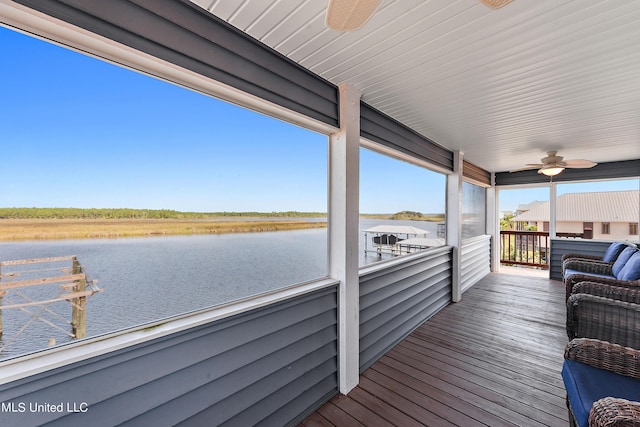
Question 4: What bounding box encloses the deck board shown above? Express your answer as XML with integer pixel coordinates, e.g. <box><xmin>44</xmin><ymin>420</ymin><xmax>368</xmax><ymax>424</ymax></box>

<box><xmin>299</xmin><ymin>272</ymin><xmax>569</xmax><ymax>426</ymax></box>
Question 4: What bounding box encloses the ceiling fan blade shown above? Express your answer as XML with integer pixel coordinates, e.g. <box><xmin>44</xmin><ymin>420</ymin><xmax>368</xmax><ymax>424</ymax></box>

<box><xmin>515</xmin><ymin>151</ymin><xmax>596</xmax><ymax>173</ymax></box>
<box><xmin>564</xmin><ymin>159</ymin><xmax>597</xmax><ymax>168</ymax></box>
<box><xmin>326</xmin><ymin>0</ymin><xmax>381</xmax><ymax>31</ymax></box>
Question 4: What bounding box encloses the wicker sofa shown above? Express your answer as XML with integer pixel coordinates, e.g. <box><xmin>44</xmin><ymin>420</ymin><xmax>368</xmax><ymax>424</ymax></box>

<box><xmin>561</xmin><ymin>242</ymin><xmax>636</xmax><ymax>278</ymax></box>
<box><xmin>564</xmin><ymin>247</ymin><xmax>640</xmax><ymax>301</ymax></box>
<box><xmin>562</xmin><ymin>241</ymin><xmax>635</xmax><ymax>273</ymax></box>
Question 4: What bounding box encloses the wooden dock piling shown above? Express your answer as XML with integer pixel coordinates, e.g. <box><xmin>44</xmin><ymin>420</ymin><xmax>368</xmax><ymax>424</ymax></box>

<box><xmin>0</xmin><ymin>256</ymin><xmax>100</xmax><ymax>349</ymax></box>
<box><xmin>71</xmin><ymin>256</ymin><xmax>87</xmax><ymax>339</ymax></box>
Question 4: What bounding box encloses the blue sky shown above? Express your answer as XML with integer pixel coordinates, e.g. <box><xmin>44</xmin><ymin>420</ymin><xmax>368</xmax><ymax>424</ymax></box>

<box><xmin>1</xmin><ymin>27</ymin><xmax>329</xmax><ymax>212</ymax></box>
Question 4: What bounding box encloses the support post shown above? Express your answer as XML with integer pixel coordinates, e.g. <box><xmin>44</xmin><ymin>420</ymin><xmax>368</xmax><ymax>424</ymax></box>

<box><xmin>548</xmin><ymin>181</ymin><xmax>557</xmax><ymax>277</ymax></box>
<box><xmin>487</xmin><ymin>173</ymin><xmax>499</xmax><ymax>272</ymax></box>
<box><xmin>329</xmin><ymin>83</ymin><xmax>361</xmax><ymax>395</ymax></box>
<box><xmin>71</xmin><ymin>257</ymin><xmax>86</xmax><ymax>339</ymax></box>
<box><xmin>549</xmin><ymin>181</ymin><xmax>557</xmax><ymax>239</ymax></box>
<box><xmin>447</xmin><ymin>150</ymin><xmax>463</xmax><ymax>302</ymax></box>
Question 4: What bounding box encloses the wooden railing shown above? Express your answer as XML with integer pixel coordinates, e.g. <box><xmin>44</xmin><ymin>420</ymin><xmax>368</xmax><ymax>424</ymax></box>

<box><xmin>500</xmin><ymin>230</ymin><xmax>550</xmax><ymax>269</ymax></box>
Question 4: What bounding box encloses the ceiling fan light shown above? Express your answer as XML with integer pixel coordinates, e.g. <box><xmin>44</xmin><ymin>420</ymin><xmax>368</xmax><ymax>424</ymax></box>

<box><xmin>538</xmin><ymin>165</ymin><xmax>565</xmax><ymax>177</ymax></box>
<box><xmin>326</xmin><ymin>0</ymin><xmax>382</xmax><ymax>31</ymax></box>
<box><xmin>479</xmin><ymin>0</ymin><xmax>514</xmax><ymax>8</ymax></box>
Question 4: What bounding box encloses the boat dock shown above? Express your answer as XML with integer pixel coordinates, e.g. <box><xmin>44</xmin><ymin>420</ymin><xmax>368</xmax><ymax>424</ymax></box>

<box><xmin>363</xmin><ymin>225</ymin><xmax>445</xmax><ymax>257</ymax></box>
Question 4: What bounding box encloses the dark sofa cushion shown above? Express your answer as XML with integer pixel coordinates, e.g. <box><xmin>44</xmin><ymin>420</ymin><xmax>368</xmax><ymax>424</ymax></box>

<box><xmin>562</xmin><ymin>359</ymin><xmax>640</xmax><ymax>427</ymax></box>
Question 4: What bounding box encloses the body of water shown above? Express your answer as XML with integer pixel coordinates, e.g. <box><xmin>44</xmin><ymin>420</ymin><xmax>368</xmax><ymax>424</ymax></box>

<box><xmin>0</xmin><ymin>218</ymin><xmax>439</xmax><ymax>359</ymax></box>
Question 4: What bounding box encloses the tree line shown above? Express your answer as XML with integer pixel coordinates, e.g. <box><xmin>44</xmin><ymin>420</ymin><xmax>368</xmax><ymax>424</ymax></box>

<box><xmin>0</xmin><ymin>207</ymin><xmax>327</xmax><ymax>220</ymax></box>
<box><xmin>388</xmin><ymin>211</ymin><xmax>445</xmax><ymax>221</ymax></box>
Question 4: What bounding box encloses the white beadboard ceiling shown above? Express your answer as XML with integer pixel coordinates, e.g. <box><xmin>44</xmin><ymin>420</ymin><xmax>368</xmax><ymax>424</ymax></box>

<box><xmin>190</xmin><ymin>0</ymin><xmax>640</xmax><ymax>174</ymax></box>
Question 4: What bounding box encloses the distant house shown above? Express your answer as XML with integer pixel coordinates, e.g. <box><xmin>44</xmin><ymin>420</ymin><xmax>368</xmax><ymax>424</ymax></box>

<box><xmin>510</xmin><ymin>201</ymin><xmax>547</xmax><ymax>231</ymax></box>
<box><xmin>512</xmin><ymin>190</ymin><xmax>639</xmax><ymax>240</ymax></box>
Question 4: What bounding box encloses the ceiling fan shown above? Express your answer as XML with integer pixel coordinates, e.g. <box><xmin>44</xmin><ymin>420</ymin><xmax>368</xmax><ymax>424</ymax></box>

<box><xmin>511</xmin><ymin>151</ymin><xmax>598</xmax><ymax>176</ymax></box>
<box><xmin>326</xmin><ymin>0</ymin><xmax>514</xmax><ymax>31</ymax></box>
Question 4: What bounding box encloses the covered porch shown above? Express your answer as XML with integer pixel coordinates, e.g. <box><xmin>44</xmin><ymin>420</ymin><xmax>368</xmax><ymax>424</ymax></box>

<box><xmin>0</xmin><ymin>1</ymin><xmax>638</xmax><ymax>426</ymax></box>
<box><xmin>302</xmin><ymin>271</ymin><xmax>567</xmax><ymax>427</ymax></box>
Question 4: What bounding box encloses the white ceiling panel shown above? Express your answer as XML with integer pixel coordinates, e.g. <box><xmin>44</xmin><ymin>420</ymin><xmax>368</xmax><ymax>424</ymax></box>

<box><xmin>191</xmin><ymin>0</ymin><xmax>640</xmax><ymax>173</ymax></box>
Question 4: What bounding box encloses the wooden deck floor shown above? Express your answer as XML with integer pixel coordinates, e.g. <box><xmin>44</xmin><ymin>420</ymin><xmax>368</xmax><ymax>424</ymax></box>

<box><xmin>300</xmin><ymin>272</ymin><xmax>569</xmax><ymax>427</ymax></box>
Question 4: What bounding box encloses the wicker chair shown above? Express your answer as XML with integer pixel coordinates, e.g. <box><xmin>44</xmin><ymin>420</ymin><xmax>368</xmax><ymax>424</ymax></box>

<box><xmin>566</xmin><ymin>293</ymin><xmax>640</xmax><ymax>347</ymax></box>
<box><xmin>571</xmin><ymin>281</ymin><xmax>640</xmax><ymax>303</ymax></box>
<box><xmin>563</xmin><ymin>338</ymin><xmax>640</xmax><ymax>427</ymax></box>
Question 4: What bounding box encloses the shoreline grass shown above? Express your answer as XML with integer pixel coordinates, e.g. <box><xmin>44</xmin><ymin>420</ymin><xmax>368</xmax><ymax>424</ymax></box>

<box><xmin>0</xmin><ymin>218</ymin><xmax>327</xmax><ymax>241</ymax></box>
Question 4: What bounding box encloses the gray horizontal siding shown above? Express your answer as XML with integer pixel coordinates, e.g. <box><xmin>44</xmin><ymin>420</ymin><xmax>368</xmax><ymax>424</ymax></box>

<box><xmin>461</xmin><ymin>235</ymin><xmax>491</xmax><ymax>293</ymax></box>
<box><xmin>0</xmin><ymin>286</ymin><xmax>338</xmax><ymax>427</ymax></box>
<box><xmin>14</xmin><ymin>0</ymin><xmax>339</xmax><ymax>128</ymax></box>
<box><xmin>495</xmin><ymin>159</ymin><xmax>640</xmax><ymax>186</ymax></box>
<box><xmin>360</xmin><ymin>103</ymin><xmax>454</xmax><ymax>172</ymax></box>
<box><xmin>549</xmin><ymin>239</ymin><xmax>612</xmax><ymax>280</ymax></box>
<box><xmin>359</xmin><ymin>247</ymin><xmax>452</xmax><ymax>371</ymax></box>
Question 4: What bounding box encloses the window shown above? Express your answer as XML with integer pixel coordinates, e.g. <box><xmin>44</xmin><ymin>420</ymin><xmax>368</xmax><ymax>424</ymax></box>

<box><xmin>0</xmin><ymin>27</ymin><xmax>328</xmax><ymax>359</ymax></box>
<box><xmin>630</xmin><ymin>223</ymin><xmax>638</xmax><ymax>236</ymax></box>
<box><xmin>359</xmin><ymin>147</ymin><xmax>446</xmax><ymax>266</ymax></box>
<box><xmin>602</xmin><ymin>223</ymin><xmax>611</xmax><ymax>235</ymax></box>
<box><xmin>461</xmin><ymin>181</ymin><xmax>486</xmax><ymax>239</ymax></box>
